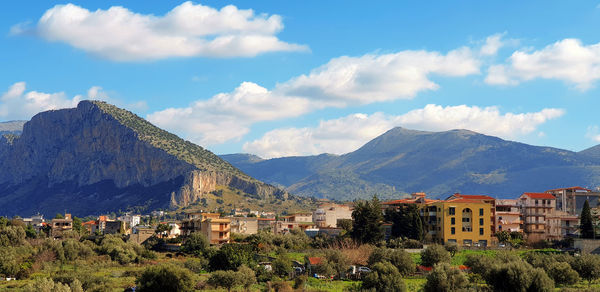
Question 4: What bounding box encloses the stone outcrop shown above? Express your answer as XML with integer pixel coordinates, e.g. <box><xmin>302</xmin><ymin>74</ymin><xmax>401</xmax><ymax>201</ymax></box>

<box><xmin>0</xmin><ymin>101</ymin><xmax>288</xmax><ymax>216</ymax></box>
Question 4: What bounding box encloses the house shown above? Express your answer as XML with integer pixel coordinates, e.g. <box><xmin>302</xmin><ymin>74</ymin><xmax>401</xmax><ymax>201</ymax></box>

<box><xmin>118</xmin><ymin>213</ymin><xmax>141</xmax><ymax>230</ymax></box>
<box><xmin>424</xmin><ymin>198</ymin><xmax>493</xmax><ymax>247</ymax></box>
<box><xmin>382</xmin><ymin>192</ymin><xmax>439</xmax><ymax>211</ymax></box>
<box><xmin>519</xmin><ymin>192</ymin><xmax>557</xmax><ymax>242</ymax></box>
<box><xmin>81</xmin><ymin>216</ymin><xmax>123</xmax><ymax>235</ymax></box>
<box><xmin>180</xmin><ymin>213</ymin><xmax>230</xmax><ymax>244</ymax></box>
<box><xmin>257</xmin><ymin>218</ymin><xmax>275</xmax><ymax>232</ymax></box>
<box><xmin>128</xmin><ymin>226</ymin><xmax>155</xmax><ymax>244</ymax></box>
<box><xmin>230</xmin><ymin>217</ymin><xmax>258</xmax><ymax>235</ymax></box>
<box><xmin>306</xmin><ymin>257</ymin><xmax>324</xmax><ymax>277</ymax></box>
<box><xmin>312</xmin><ymin>203</ymin><xmax>353</xmax><ymax>228</ymax></box>
<box><xmin>495</xmin><ymin>199</ymin><xmax>523</xmax><ymax>233</ymax></box>
<box><xmin>546</xmin><ymin>186</ymin><xmax>600</xmax><ymax>216</ymax></box>
<box><xmin>274</xmin><ymin>213</ymin><xmax>315</xmax><ymax>234</ymax></box>
<box><xmin>51</xmin><ymin>213</ymin><xmax>73</xmax><ymax>239</ymax></box>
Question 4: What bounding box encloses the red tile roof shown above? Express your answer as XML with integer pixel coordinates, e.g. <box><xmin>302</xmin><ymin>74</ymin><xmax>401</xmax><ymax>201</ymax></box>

<box><xmin>445</xmin><ymin>198</ymin><xmax>489</xmax><ymax>204</ymax></box>
<box><xmin>448</xmin><ymin>193</ymin><xmax>495</xmax><ymax>200</ymax></box>
<box><xmin>308</xmin><ymin>257</ymin><xmax>323</xmax><ymax>265</ymax></box>
<box><xmin>546</xmin><ymin>186</ymin><xmax>592</xmax><ymax>192</ymax></box>
<box><xmin>522</xmin><ymin>192</ymin><xmax>556</xmax><ymax>199</ymax></box>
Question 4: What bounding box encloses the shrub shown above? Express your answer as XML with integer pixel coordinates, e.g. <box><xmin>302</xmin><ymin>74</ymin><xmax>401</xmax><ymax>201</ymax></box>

<box><xmin>420</xmin><ymin>245</ymin><xmax>451</xmax><ymax>267</ymax></box>
<box><xmin>323</xmin><ymin>249</ymin><xmax>350</xmax><ymax>279</ymax></box>
<box><xmin>237</xmin><ymin>265</ymin><xmax>256</xmax><ymax>290</ymax></box>
<box><xmin>486</xmin><ymin>261</ymin><xmax>553</xmax><ymax>292</ymax></box>
<box><xmin>184</xmin><ymin>257</ymin><xmax>208</xmax><ymax>273</ymax></box>
<box><xmin>209</xmin><ymin>243</ymin><xmax>256</xmax><ymax>271</ymax></box>
<box><xmin>23</xmin><ymin>277</ymin><xmax>71</xmax><ymax>292</ymax></box>
<box><xmin>362</xmin><ymin>261</ymin><xmax>406</xmax><ymax>292</ymax></box>
<box><xmin>571</xmin><ymin>254</ymin><xmax>600</xmax><ymax>285</ymax></box>
<box><xmin>293</xmin><ymin>275</ymin><xmax>307</xmax><ymax>289</ymax></box>
<box><xmin>207</xmin><ymin>270</ymin><xmax>239</xmax><ymax>292</ymax></box>
<box><xmin>272</xmin><ymin>256</ymin><xmax>292</xmax><ymax>278</ymax></box>
<box><xmin>464</xmin><ymin>254</ymin><xmax>495</xmax><ymax>278</ymax></box>
<box><xmin>136</xmin><ymin>264</ymin><xmax>195</xmax><ymax>292</ymax></box>
<box><xmin>367</xmin><ymin>247</ymin><xmax>389</xmax><ymax>266</ymax></box>
<box><xmin>181</xmin><ymin>233</ymin><xmax>209</xmax><ymax>256</ymax></box>
<box><xmin>424</xmin><ymin>263</ymin><xmax>469</xmax><ymax>292</ymax></box>
<box><xmin>388</xmin><ymin>249</ymin><xmax>415</xmax><ymax>276</ymax></box>
<box><xmin>444</xmin><ymin>242</ymin><xmax>459</xmax><ymax>257</ymax></box>
<box><xmin>547</xmin><ymin>261</ymin><xmax>579</xmax><ymax>286</ymax></box>
<box><xmin>528</xmin><ymin>268</ymin><xmax>555</xmax><ymax>292</ymax></box>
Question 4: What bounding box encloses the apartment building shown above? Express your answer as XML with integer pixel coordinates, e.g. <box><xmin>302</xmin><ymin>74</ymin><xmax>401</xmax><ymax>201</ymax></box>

<box><xmin>447</xmin><ymin>193</ymin><xmax>496</xmax><ymax>234</ymax></box>
<box><xmin>519</xmin><ymin>192</ymin><xmax>557</xmax><ymax>242</ymax></box>
<box><xmin>546</xmin><ymin>186</ymin><xmax>600</xmax><ymax>216</ymax></box>
<box><xmin>51</xmin><ymin>213</ymin><xmax>73</xmax><ymax>239</ymax></box>
<box><xmin>181</xmin><ymin>213</ymin><xmax>231</xmax><ymax>244</ymax></box>
<box><xmin>230</xmin><ymin>217</ymin><xmax>258</xmax><ymax>235</ymax></box>
<box><xmin>312</xmin><ymin>203</ymin><xmax>352</xmax><ymax>228</ymax></box>
<box><xmin>424</xmin><ymin>198</ymin><xmax>493</xmax><ymax>247</ymax></box>
<box><xmin>495</xmin><ymin>199</ymin><xmax>522</xmax><ymax>233</ymax></box>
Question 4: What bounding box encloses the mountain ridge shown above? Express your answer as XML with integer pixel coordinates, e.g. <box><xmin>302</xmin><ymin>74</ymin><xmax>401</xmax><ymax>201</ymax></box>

<box><xmin>221</xmin><ymin>127</ymin><xmax>600</xmax><ymax>200</ymax></box>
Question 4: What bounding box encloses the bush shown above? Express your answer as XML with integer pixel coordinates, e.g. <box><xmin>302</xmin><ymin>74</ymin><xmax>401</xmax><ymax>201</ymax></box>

<box><xmin>368</xmin><ymin>247</ymin><xmax>389</xmax><ymax>266</ymax></box>
<box><xmin>444</xmin><ymin>242</ymin><xmax>459</xmax><ymax>257</ymax></box>
<box><xmin>184</xmin><ymin>257</ymin><xmax>208</xmax><ymax>273</ymax></box>
<box><xmin>207</xmin><ymin>270</ymin><xmax>239</xmax><ymax>292</ymax></box>
<box><xmin>547</xmin><ymin>261</ymin><xmax>579</xmax><ymax>286</ymax></box>
<box><xmin>464</xmin><ymin>254</ymin><xmax>495</xmax><ymax>278</ymax></box>
<box><xmin>486</xmin><ymin>261</ymin><xmax>553</xmax><ymax>292</ymax></box>
<box><xmin>136</xmin><ymin>264</ymin><xmax>196</xmax><ymax>292</ymax></box>
<box><xmin>209</xmin><ymin>243</ymin><xmax>256</xmax><ymax>271</ymax></box>
<box><xmin>237</xmin><ymin>265</ymin><xmax>256</xmax><ymax>290</ymax></box>
<box><xmin>424</xmin><ymin>263</ymin><xmax>469</xmax><ymax>292</ymax></box>
<box><xmin>181</xmin><ymin>233</ymin><xmax>209</xmax><ymax>256</ymax></box>
<box><xmin>528</xmin><ymin>268</ymin><xmax>555</xmax><ymax>292</ymax></box>
<box><xmin>420</xmin><ymin>245</ymin><xmax>451</xmax><ymax>267</ymax></box>
<box><xmin>362</xmin><ymin>261</ymin><xmax>406</xmax><ymax>292</ymax></box>
<box><xmin>272</xmin><ymin>256</ymin><xmax>292</xmax><ymax>278</ymax></box>
<box><xmin>388</xmin><ymin>249</ymin><xmax>415</xmax><ymax>276</ymax></box>
<box><xmin>23</xmin><ymin>277</ymin><xmax>71</xmax><ymax>292</ymax></box>
<box><xmin>571</xmin><ymin>254</ymin><xmax>600</xmax><ymax>285</ymax></box>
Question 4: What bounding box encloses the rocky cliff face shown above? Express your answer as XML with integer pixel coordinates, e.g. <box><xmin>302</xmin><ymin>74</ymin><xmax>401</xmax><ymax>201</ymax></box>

<box><xmin>0</xmin><ymin>101</ymin><xmax>288</xmax><ymax>216</ymax></box>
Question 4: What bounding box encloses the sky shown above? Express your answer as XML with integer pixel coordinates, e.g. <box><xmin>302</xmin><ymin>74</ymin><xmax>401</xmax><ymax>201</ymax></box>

<box><xmin>2</xmin><ymin>1</ymin><xmax>600</xmax><ymax>158</ymax></box>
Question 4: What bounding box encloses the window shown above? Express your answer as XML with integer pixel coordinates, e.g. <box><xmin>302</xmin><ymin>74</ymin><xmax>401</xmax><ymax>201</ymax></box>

<box><xmin>462</xmin><ymin>217</ymin><xmax>470</xmax><ymax>222</ymax></box>
<box><xmin>480</xmin><ymin>228</ymin><xmax>484</xmax><ymax>235</ymax></box>
<box><xmin>449</xmin><ymin>207</ymin><xmax>455</xmax><ymax>215</ymax></box>
<box><xmin>479</xmin><ymin>208</ymin><xmax>484</xmax><ymax>216</ymax></box>
<box><xmin>535</xmin><ymin>200</ymin><xmax>538</xmax><ymax>205</ymax></box>
<box><xmin>451</xmin><ymin>217</ymin><xmax>455</xmax><ymax>225</ymax></box>
<box><xmin>451</xmin><ymin>227</ymin><xmax>455</xmax><ymax>234</ymax></box>
<box><xmin>479</xmin><ymin>218</ymin><xmax>484</xmax><ymax>225</ymax></box>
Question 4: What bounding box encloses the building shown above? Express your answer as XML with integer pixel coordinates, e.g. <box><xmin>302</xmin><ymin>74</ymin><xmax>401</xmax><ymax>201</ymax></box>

<box><xmin>495</xmin><ymin>199</ymin><xmax>522</xmax><ymax>233</ymax></box>
<box><xmin>230</xmin><ymin>217</ymin><xmax>258</xmax><ymax>235</ymax></box>
<box><xmin>274</xmin><ymin>213</ymin><xmax>315</xmax><ymax>234</ymax></box>
<box><xmin>546</xmin><ymin>186</ymin><xmax>600</xmax><ymax>216</ymax></box>
<box><xmin>180</xmin><ymin>213</ymin><xmax>230</xmax><ymax>245</ymax></box>
<box><xmin>118</xmin><ymin>214</ymin><xmax>141</xmax><ymax>230</ymax></box>
<box><xmin>424</xmin><ymin>198</ymin><xmax>493</xmax><ymax>247</ymax></box>
<box><xmin>104</xmin><ymin>221</ymin><xmax>123</xmax><ymax>235</ymax></box>
<box><xmin>382</xmin><ymin>192</ymin><xmax>439</xmax><ymax>210</ymax></box>
<box><xmin>447</xmin><ymin>193</ymin><xmax>496</xmax><ymax>234</ymax></box>
<box><xmin>19</xmin><ymin>214</ymin><xmax>45</xmax><ymax>231</ymax></box>
<box><xmin>519</xmin><ymin>192</ymin><xmax>557</xmax><ymax>242</ymax></box>
<box><xmin>257</xmin><ymin>218</ymin><xmax>275</xmax><ymax>232</ymax></box>
<box><xmin>51</xmin><ymin>213</ymin><xmax>73</xmax><ymax>239</ymax></box>
<box><xmin>312</xmin><ymin>203</ymin><xmax>353</xmax><ymax>228</ymax></box>
<box><xmin>128</xmin><ymin>227</ymin><xmax>155</xmax><ymax>244</ymax></box>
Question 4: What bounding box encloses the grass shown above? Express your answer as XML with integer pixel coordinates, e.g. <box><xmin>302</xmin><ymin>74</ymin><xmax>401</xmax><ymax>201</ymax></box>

<box><xmin>405</xmin><ymin>277</ymin><xmax>426</xmax><ymax>292</ymax></box>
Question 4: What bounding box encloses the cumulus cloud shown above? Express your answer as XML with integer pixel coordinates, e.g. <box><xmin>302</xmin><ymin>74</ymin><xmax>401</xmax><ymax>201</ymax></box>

<box><xmin>16</xmin><ymin>2</ymin><xmax>307</xmax><ymax>61</ymax></box>
<box><xmin>479</xmin><ymin>33</ymin><xmax>505</xmax><ymax>56</ymax></box>
<box><xmin>0</xmin><ymin>82</ymin><xmax>145</xmax><ymax>121</ymax></box>
<box><xmin>148</xmin><ymin>43</ymin><xmax>483</xmax><ymax>145</ymax></box>
<box><xmin>243</xmin><ymin>105</ymin><xmax>565</xmax><ymax>158</ymax></box>
<box><xmin>486</xmin><ymin>38</ymin><xmax>600</xmax><ymax>90</ymax></box>
<box><xmin>586</xmin><ymin>125</ymin><xmax>600</xmax><ymax>143</ymax></box>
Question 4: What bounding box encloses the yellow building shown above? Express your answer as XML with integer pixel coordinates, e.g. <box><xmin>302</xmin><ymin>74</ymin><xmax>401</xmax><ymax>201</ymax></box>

<box><xmin>425</xmin><ymin>198</ymin><xmax>493</xmax><ymax>247</ymax></box>
<box><xmin>181</xmin><ymin>212</ymin><xmax>231</xmax><ymax>245</ymax></box>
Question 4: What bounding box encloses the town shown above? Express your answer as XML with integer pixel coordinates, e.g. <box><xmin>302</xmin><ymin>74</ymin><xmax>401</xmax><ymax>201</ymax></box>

<box><xmin>3</xmin><ymin>186</ymin><xmax>600</xmax><ymax>291</ymax></box>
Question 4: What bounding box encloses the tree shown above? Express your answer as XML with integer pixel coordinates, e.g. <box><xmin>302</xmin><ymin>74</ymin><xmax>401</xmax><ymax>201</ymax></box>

<box><xmin>237</xmin><ymin>265</ymin><xmax>257</xmax><ymax>291</ymax></box>
<box><xmin>207</xmin><ymin>270</ymin><xmax>239</xmax><ymax>292</ymax></box>
<box><xmin>272</xmin><ymin>256</ymin><xmax>292</xmax><ymax>278</ymax></box>
<box><xmin>54</xmin><ymin>213</ymin><xmax>65</xmax><ymax>219</ymax></box>
<box><xmin>495</xmin><ymin>230</ymin><xmax>510</xmax><ymax>244</ymax></box>
<box><xmin>547</xmin><ymin>261</ymin><xmax>579</xmax><ymax>286</ymax></box>
<box><xmin>323</xmin><ymin>249</ymin><xmax>350</xmax><ymax>279</ymax></box>
<box><xmin>388</xmin><ymin>249</ymin><xmax>415</xmax><ymax>276</ymax></box>
<box><xmin>351</xmin><ymin>195</ymin><xmax>384</xmax><ymax>244</ymax></box>
<box><xmin>424</xmin><ymin>263</ymin><xmax>469</xmax><ymax>292</ymax></box>
<box><xmin>571</xmin><ymin>254</ymin><xmax>600</xmax><ymax>286</ymax></box>
<box><xmin>420</xmin><ymin>245</ymin><xmax>451</xmax><ymax>267</ymax></box>
<box><xmin>136</xmin><ymin>264</ymin><xmax>195</xmax><ymax>292</ymax></box>
<box><xmin>181</xmin><ymin>232</ymin><xmax>209</xmax><ymax>256</ymax></box>
<box><xmin>444</xmin><ymin>242</ymin><xmax>460</xmax><ymax>257</ymax></box>
<box><xmin>486</xmin><ymin>261</ymin><xmax>553</xmax><ymax>292</ymax></box>
<box><xmin>385</xmin><ymin>203</ymin><xmax>423</xmax><ymax>240</ymax></box>
<box><xmin>581</xmin><ymin>200</ymin><xmax>595</xmax><ymax>239</ymax></box>
<box><xmin>362</xmin><ymin>261</ymin><xmax>406</xmax><ymax>292</ymax></box>
<box><xmin>209</xmin><ymin>243</ymin><xmax>255</xmax><ymax>271</ymax></box>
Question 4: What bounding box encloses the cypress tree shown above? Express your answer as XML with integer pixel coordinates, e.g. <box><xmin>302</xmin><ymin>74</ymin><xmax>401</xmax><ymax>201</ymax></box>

<box><xmin>581</xmin><ymin>200</ymin><xmax>595</xmax><ymax>239</ymax></box>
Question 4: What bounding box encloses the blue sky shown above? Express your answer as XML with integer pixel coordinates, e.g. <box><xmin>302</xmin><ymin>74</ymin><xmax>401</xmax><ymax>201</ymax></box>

<box><xmin>2</xmin><ymin>1</ymin><xmax>600</xmax><ymax>157</ymax></box>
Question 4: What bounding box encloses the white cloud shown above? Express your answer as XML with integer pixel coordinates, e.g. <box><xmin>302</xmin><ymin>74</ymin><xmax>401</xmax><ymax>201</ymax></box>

<box><xmin>0</xmin><ymin>82</ymin><xmax>81</xmax><ymax>120</ymax></box>
<box><xmin>276</xmin><ymin>47</ymin><xmax>480</xmax><ymax>103</ymax></box>
<box><xmin>586</xmin><ymin>125</ymin><xmax>600</xmax><ymax>143</ymax></box>
<box><xmin>480</xmin><ymin>33</ymin><xmax>505</xmax><ymax>56</ymax></box>
<box><xmin>18</xmin><ymin>2</ymin><xmax>307</xmax><ymax>61</ymax></box>
<box><xmin>146</xmin><ymin>82</ymin><xmax>317</xmax><ymax>145</ymax></box>
<box><xmin>486</xmin><ymin>38</ymin><xmax>600</xmax><ymax>90</ymax></box>
<box><xmin>243</xmin><ymin>105</ymin><xmax>565</xmax><ymax>158</ymax></box>
<box><xmin>0</xmin><ymin>82</ymin><xmax>145</xmax><ymax>121</ymax></box>
<box><xmin>148</xmin><ymin>43</ymin><xmax>483</xmax><ymax>145</ymax></box>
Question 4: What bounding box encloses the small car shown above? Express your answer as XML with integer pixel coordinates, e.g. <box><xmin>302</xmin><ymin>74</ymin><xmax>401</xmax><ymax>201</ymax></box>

<box><xmin>358</xmin><ymin>266</ymin><xmax>372</xmax><ymax>273</ymax></box>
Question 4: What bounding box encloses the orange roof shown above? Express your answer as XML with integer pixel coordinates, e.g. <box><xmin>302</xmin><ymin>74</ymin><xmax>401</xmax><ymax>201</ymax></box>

<box><xmin>308</xmin><ymin>257</ymin><xmax>323</xmax><ymax>265</ymax></box>
<box><xmin>82</xmin><ymin>220</ymin><xmax>97</xmax><ymax>226</ymax></box>
<box><xmin>445</xmin><ymin>198</ymin><xmax>489</xmax><ymax>204</ymax></box>
<box><xmin>546</xmin><ymin>186</ymin><xmax>592</xmax><ymax>192</ymax></box>
<box><xmin>382</xmin><ymin>198</ymin><xmax>439</xmax><ymax>205</ymax></box>
<box><xmin>257</xmin><ymin>218</ymin><xmax>275</xmax><ymax>221</ymax></box>
<box><xmin>522</xmin><ymin>193</ymin><xmax>556</xmax><ymax>199</ymax></box>
<box><xmin>449</xmin><ymin>193</ymin><xmax>495</xmax><ymax>201</ymax></box>
<box><xmin>99</xmin><ymin>216</ymin><xmax>108</xmax><ymax>221</ymax></box>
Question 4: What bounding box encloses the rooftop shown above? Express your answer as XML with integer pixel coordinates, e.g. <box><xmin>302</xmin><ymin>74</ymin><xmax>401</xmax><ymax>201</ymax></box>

<box><xmin>521</xmin><ymin>192</ymin><xmax>556</xmax><ymax>199</ymax></box>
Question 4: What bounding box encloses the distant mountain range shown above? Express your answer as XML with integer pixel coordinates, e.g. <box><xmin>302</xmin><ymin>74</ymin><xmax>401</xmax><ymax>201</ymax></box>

<box><xmin>0</xmin><ymin>101</ymin><xmax>296</xmax><ymax>217</ymax></box>
<box><xmin>221</xmin><ymin>127</ymin><xmax>600</xmax><ymax>200</ymax></box>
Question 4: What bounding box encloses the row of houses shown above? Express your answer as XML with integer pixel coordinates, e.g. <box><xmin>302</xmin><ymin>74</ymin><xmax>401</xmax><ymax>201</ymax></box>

<box><xmin>382</xmin><ymin>187</ymin><xmax>598</xmax><ymax>246</ymax></box>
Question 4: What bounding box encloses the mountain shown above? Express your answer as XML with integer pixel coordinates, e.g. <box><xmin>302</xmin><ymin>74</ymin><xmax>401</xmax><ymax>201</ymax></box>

<box><xmin>0</xmin><ymin>120</ymin><xmax>26</xmax><ymax>136</ymax></box>
<box><xmin>0</xmin><ymin>101</ymin><xmax>292</xmax><ymax>217</ymax></box>
<box><xmin>221</xmin><ymin>127</ymin><xmax>600</xmax><ymax>200</ymax></box>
